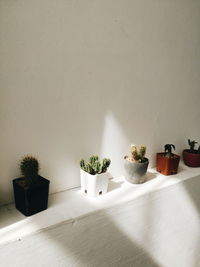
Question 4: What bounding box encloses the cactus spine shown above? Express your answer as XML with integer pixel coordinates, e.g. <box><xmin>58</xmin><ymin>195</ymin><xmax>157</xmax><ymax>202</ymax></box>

<box><xmin>80</xmin><ymin>155</ymin><xmax>111</xmax><ymax>175</ymax></box>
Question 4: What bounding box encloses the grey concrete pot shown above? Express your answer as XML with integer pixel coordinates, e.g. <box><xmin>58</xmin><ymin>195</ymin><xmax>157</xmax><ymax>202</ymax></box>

<box><xmin>124</xmin><ymin>156</ymin><xmax>149</xmax><ymax>184</ymax></box>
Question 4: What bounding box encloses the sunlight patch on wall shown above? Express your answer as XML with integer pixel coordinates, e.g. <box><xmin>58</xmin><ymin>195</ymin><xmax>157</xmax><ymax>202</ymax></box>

<box><xmin>100</xmin><ymin>111</ymin><xmax>130</xmax><ymax>177</ymax></box>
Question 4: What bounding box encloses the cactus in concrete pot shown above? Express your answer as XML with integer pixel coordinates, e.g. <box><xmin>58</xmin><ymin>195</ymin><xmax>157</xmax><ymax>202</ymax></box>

<box><xmin>124</xmin><ymin>144</ymin><xmax>149</xmax><ymax>184</ymax></box>
<box><xmin>80</xmin><ymin>155</ymin><xmax>111</xmax><ymax>197</ymax></box>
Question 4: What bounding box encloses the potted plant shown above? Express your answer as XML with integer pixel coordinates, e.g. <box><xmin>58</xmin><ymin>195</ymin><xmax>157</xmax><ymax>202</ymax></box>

<box><xmin>80</xmin><ymin>155</ymin><xmax>111</xmax><ymax>197</ymax></box>
<box><xmin>183</xmin><ymin>139</ymin><xmax>200</xmax><ymax>167</ymax></box>
<box><xmin>156</xmin><ymin>144</ymin><xmax>180</xmax><ymax>175</ymax></box>
<box><xmin>124</xmin><ymin>145</ymin><xmax>149</xmax><ymax>184</ymax></box>
<box><xmin>13</xmin><ymin>156</ymin><xmax>50</xmax><ymax>216</ymax></box>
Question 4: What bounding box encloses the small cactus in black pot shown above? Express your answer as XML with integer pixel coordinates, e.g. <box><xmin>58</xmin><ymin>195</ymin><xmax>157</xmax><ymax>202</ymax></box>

<box><xmin>13</xmin><ymin>155</ymin><xmax>50</xmax><ymax>216</ymax></box>
<box><xmin>20</xmin><ymin>156</ymin><xmax>39</xmax><ymax>186</ymax></box>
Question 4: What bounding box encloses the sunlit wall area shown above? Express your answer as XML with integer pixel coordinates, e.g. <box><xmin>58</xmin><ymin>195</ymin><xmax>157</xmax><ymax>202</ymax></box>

<box><xmin>0</xmin><ymin>0</ymin><xmax>200</xmax><ymax>204</ymax></box>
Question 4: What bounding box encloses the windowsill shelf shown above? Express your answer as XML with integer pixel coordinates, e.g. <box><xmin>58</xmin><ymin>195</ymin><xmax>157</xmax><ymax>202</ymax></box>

<box><xmin>0</xmin><ymin>162</ymin><xmax>200</xmax><ymax>247</ymax></box>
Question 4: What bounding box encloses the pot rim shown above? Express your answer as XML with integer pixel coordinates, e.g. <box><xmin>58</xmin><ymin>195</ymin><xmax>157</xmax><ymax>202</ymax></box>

<box><xmin>183</xmin><ymin>149</ymin><xmax>200</xmax><ymax>155</ymax></box>
<box><xmin>80</xmin><ymin>169</ymin><xmax>109</xmax><ymax>177</ymax></box>
<box><xmin>124</xmin><ymin>156</ymin><xmax>149</xmax><ymax>164</ymax></box>
<box><xmin>156</xmin><ymin>152</ymin><xmax>180</xmax><ymax>159</ymax></box>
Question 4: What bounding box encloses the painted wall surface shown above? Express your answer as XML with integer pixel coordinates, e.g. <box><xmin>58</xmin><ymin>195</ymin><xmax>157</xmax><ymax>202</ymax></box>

<box><xmin>0</xmin><ymin>0</ymin><xmax>200</xmax><ymax>204</ymax></box>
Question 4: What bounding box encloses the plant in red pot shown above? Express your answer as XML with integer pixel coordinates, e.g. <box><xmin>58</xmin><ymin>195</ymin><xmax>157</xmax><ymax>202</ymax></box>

<box><xmin>156</xmin><ymin>144</ymin><xmax>180</xmax><ymax>175</ymax></box>
<box><xmin>183</xmin><ymin>139</ymin><xmax>200</xmax><ymax>167</ymax></box>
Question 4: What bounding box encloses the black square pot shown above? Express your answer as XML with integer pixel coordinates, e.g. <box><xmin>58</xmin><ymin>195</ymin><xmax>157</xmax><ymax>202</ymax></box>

<box><xmin>13</xmin><ymin>176</ymin><xmax>50</xmax><ymax>217</ymax></box>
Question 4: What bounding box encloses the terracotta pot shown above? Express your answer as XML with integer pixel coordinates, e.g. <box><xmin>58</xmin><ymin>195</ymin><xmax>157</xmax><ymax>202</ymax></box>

<box><xmin>183</xmin><ymin>149</ymin><xmax>200</xmax><ymax>167</ymax></box>
<box><xmin>156</xmin><ymin>153</ymin><xmax>180</xmax><ymax>176</ymax></box>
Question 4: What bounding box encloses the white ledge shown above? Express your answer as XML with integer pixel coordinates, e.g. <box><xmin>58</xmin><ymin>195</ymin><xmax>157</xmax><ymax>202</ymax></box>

<box><xmin>0</xmin><ymin>162</ymin><xmax>200</xmax><ymax>247</ymax></box>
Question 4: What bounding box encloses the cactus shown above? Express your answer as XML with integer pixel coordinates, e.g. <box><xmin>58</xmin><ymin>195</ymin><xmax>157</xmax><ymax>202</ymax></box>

<box><xmin>93</xmin><ymin>161</ymin><xmax>101</xmax><ymax>174</ymax></box>
<box><xmin>80</xmin><ymin>159</ymin><xmax>85</xmax><ymax>170</ymax></box>
<box><xmin>188</xmin><ymin>139</ymin><xmax>198</xmax><ymax>152</ymax></box>
<box><xmin>130</xmin><ymin>145</ymin><xmax>139</xmax><ymax>161</ymax></box>
<box><xmin>164</xmin><ymin>144</ymin><xmax>175</xmax><ymax>158</ymax></box>
<box><xmin>86</xmin><ymin>163</ymin><xmax>95</xmax><ymax>175</ymax></box>
<box><xmin>138</xmin><ymin>146</ymin><xmax>146</xmax><ymax>160</ymax></box>
<box><xmin>130</xmin><ymin>145</ymin><xmax>146</xmax><ymax>163</ymax></box>
<box><xmin>20</xmin><ymin>156</ymin><xmax>39</xmax><ymax>186</ymax></box>
<box><xmin>89</xmin><ymin>155</ymin><xmax>99</xmax><ymax>165</ymax></box>
<box><xmin>102</xmin><ymin>158</ymin><xmax>111</xmax><ymax>173</ymax></box>
<box><xmin>80</xmin><ymin>155</ymin><xmax>111</xmax><ymax>175</ymax></box>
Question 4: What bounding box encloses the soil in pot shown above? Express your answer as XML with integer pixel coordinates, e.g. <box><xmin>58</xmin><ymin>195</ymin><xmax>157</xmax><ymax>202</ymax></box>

<box><xmin>156</xmin><ymin>153</ymin><xmax>180</xmax><ymax>176</ymax></box>
<box><xmin>183</xmin><ymin>149</ymin><xmax>200</xmax><ymax>167</ymax></box>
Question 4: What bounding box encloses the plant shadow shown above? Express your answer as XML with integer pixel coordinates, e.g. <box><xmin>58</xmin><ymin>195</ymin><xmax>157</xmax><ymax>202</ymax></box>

<box><xmin>0</xmin><ymin>203</ymin><xmax>25</xmax><ymax>229</ymax></box>
<box><xmin>107</xmin><ymin>179</ymin><xmax>124</xmax><ymax>192</ymax></box>
<box><xmin>133</xmin><ymin>171</ymin><xmax>157</xmax><ymax>184</ymax></box>
<box><xmin>144</xmin><ymin>172</ymin><xmax>158</xmax><ymax>183</ymax></box>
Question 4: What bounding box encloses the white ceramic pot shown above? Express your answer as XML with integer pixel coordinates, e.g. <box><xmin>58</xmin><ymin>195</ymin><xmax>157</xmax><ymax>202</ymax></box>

<box><xmin>80</xmin><ymin>169</ymin><xmax>109</xmax><ymax>197</ymax></box>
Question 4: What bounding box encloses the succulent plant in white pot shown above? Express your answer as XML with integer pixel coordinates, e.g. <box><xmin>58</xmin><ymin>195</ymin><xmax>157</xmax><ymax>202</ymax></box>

<box><xmin>124</xmin><ymin>145</ymin><xmax>149</xmax><ymax>184</ymax></box>
<box><xmin>80</xmin><ymin>156</ymin><xmax>111</xmax><ymax>197</ymax></box>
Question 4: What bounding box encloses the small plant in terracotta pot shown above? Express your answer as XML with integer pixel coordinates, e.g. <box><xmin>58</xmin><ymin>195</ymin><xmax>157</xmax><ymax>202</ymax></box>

<box><xmin>156</xmin><ymin>144</ymin><xmax>180</xmax><ymax>175</ymax></box>
<box><xmin>124</xmin><ymin>145</ymin><xmax>149</xmax><ymax>184</ymax></box>
<box><xmin>182</xmin><ymin>139</ymin><xmax>200</xmax><ymax>167</ymax></box>
<box><xmin>80</xmin><ymin>155</ymin><xmax>111</xmax><ymax>197</ymax></box>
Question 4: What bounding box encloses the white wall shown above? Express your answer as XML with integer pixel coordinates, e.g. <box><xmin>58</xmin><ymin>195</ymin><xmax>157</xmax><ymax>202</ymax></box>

<box><xmin>0</xmin><ymin>0</ymin><xmax>200</xmax><ymax>205</ymax></box>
